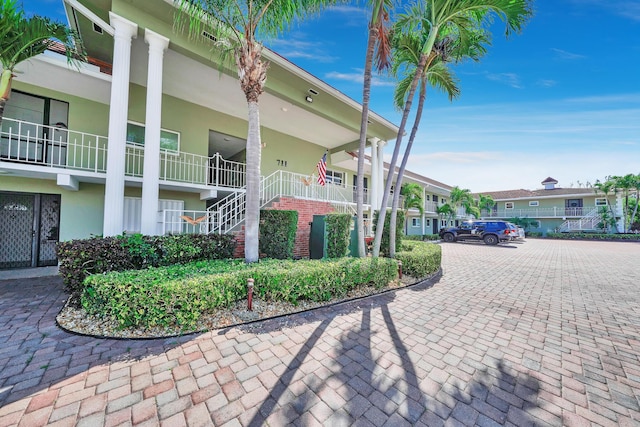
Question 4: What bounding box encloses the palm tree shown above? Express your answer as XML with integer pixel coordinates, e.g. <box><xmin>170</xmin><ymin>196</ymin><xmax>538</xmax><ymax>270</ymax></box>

<box><xmin>593</xmin><ymin>176</ymin><xmax>619</xmax><ymax>233</ymax></box>
<box><xmin>476</xmin><ymin>193</ymin><xmax>495</xmax><ymax>217</ymax></box>
<box><xmin>449</xmin><ymin>186</ymin><xmax>476</xmax><ymax>218</ymax></box>
<box><xmin>371</xmin><ymin>0</ymin><xmax>533</xmax><ymax>257</ymax></box>
<box><xmin>386</xmin><ymin>26</ymin><xmax>490</xmax><ymax>256</ymax></box>
<box><xmin>400</xmin><ymin>182</ymin><xmax>424</xmax><ymax>233</ymax></box>
<box><xmin>175</xmin><ymin>0</ymin><xmax>340</xmax><ymax>263</ymax></box>
<box><xmin>0</xmin><ymin>0</ymin><xmax>85</xmax><ymax>123</ymax></box>
<box><xmin>436</xmin><ymin>203</ymin><xmax>455</xmax><ymax>228</ymax></box>
<box><xmin>355</xmin><ymin>0</ymin><xmax>394</xmax><ymax>258</ymax></box>
<box><xmin>612</xmin><ymin>173</ymin><xmax>637</xmax><ymax>233</ymax></box>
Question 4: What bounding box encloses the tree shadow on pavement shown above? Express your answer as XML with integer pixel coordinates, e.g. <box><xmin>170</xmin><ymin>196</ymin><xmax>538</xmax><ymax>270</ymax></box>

<box><xmin>245</xmin><ymin>283</ymin><xmax>550</xmax><ymax>425</ymax></box>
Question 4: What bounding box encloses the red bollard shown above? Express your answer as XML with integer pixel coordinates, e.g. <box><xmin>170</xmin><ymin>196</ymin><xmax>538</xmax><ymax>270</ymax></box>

<box><xmin>247</xmin><ymin>278</ymin><xmax>254</xmax><ymax>311</ymax></box>
<box><xmin>398</xmin><ymin>260</ymin><xmax>403</xmax><ymax>279</ymax></box>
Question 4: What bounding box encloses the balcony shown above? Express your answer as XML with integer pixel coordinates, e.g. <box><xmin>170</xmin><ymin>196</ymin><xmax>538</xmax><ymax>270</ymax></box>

<box><xmin>0</xmin><ymin>118</ymin><xmax>245</xmax><ymax>189</ymax></box>
<box><xmin>483</xmin><ymin>207</ymin><xmax>597</xmax><ymax>219</ymax></box>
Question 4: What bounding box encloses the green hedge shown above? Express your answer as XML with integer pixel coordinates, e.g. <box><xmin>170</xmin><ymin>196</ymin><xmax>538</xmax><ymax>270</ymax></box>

<box><xmin>81</xmin><ymin>257</ymin><xmax>399</xmax><ymax>330</ymax></box>
<box><xmin>403</xmin><ymin>234</ymin><xmax>440</xmax><ymax>241</ymax></box>
<box><xmin>373</xmin><ymin>210</ymin><xmax>405</xmax><ymax>256</ymax></box>
<box><xmin>396</xmin><ymin>240</ymin><xmax>442</xmax><ymax>278</ymax></box>
<box><xmin>57</xmin><ymin>233</ymin><xmax>236</xmax><ymax>301</ymax></box>
<box><xmin>545</xmin><ymin>232</ymin><xmax>640</xmax><ymax>241</ymax></box>
<box><xmin>259</xmin><ymin>210</ymin><xmax>298</xmax><ymax>259</ymax></box>
<box><xmin>325</xmin><ymin>213</ymin><xmax>352</xmax><ymax>258</ymax></box>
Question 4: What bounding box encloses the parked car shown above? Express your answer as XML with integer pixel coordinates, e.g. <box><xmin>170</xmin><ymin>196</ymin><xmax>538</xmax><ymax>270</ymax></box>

<box><xmin>439</xmin><ymin>220</ymin><xmax>512</xmax><ymax>245</ymax></box>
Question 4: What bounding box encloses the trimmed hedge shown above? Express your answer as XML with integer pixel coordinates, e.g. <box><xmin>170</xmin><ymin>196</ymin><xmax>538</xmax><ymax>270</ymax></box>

<box><xmin>373</xmin><ymin>210</ymin><xmax>405</xmax><ymax>256</ymax></box>
<box><xmin>259</xmin><ymin>210</ymin><xmax>298</xmax><ymax>259</ymax></box>
<box><xmin>57</xmin><ymin>233</ymin><xmax>235</xmax><ymax>301</ymax></box>
<box><xmin>545</xmin><ymin>232</ymin><xmax>640</xmax><ymax>241</ymax></box>
<box><xmin>81</xmin><ymin>257</ymin><xmax>399</xmax><ymax>330</ymax></box>
<box><xmin>404</xmin><ymin>234</ymin><xmax>440</xmax><ymax>241</ymax></box>
<box><xmin>325</xmin><ymin>213</ymin><xmax>352</xmax><ymax>258</ymax></box>
<box><xmin>396</xmin><ymin>240</ymin><xmax>442</xmax><ymax>278</ymax></box>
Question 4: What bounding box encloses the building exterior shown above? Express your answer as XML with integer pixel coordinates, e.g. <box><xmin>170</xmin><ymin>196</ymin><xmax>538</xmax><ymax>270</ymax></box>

<box><xmin>475</xmin><ymin>177</ymin><xmax>623</xmax><ymax>234</ymax></box>
<box><xmin>0</xmin><ymin>0</ymin><xmax>452</xmax><ymax>269</ymax></box>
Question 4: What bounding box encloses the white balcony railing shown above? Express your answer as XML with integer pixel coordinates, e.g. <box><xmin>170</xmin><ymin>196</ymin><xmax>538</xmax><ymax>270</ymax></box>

<box><xmin>0</xmin><ymin>118</ymin><xmax>246</xmax><ymax>189</ymax></box>
<box><xmin>483</xmin><ymin>206</ymin><xmax>597</xmax><ymax>218</ymax></box>
<box><xmin>1</xmin><ymin>117</ymin><xmax>108</xmax><ymax>172</ymax></box>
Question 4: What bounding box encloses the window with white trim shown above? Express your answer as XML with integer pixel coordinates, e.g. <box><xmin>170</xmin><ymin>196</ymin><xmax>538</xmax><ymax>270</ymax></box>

<box><xmin>126</xmin><ymin>121</ymin><xmax>180</xmax><ymax>153</ymax></box>
<box><xmin>529</xmin><ymin>201</ymin><xmax>539</xmax><ymax>207</ymax></box>
<box><xmin>325</xmin><ymin>169</ymin><xmax>344</xmax><ymax>186</ymax></box>
<box><xmin>505</xmin><ymin>202</ymin><xmax>514</xmax><ymax>209</ymax></box>
<box><xmin>425</xmin><ymin>194</ymin><xmax>431</xmax><ymax>201</ymax></box>
<box><xmin>411</xmin><ymin>218</ymin><xmax>420</xmax><ymax>227</ymax></box>
<box><xmin>426</xmin><ymin>219</ymin><xmax>431</xmax><ymax>226</ymax></box>
<box><xmin>595</xmin><ymin>198</ymin><xmax>608</xmax><ymax>206</ymax></box>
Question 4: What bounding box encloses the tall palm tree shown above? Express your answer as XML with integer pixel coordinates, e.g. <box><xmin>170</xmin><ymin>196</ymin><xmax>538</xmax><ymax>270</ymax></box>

<box><xmin>175</xmin><ymin>0</ymin><xmax>340</xmax><ymax>263</ymax></box>
<box><xmin>0</xmin><ymin>0</ymin><xmax>84</xmax><ymax>123</ymax></box>
<box><xmin>371</xmin><ymin>0</ymin><xmax>533</xmax><ymax>257</ymax></box>
<box><xmin>612</xmin><ymin>173</ymin><xmax>636</xmax><ymax>232</ymax></box>
<box><xmin>386</xmin><ymin>25</ymin><xmax>489</xmax><ymax>256</ymax></box>
<box><xmin>355</xmin><ymin>0</ymin><xmax>394</xmax><ymax>258</ymax></box>
<box><xmin>436</xmin><ymin>203</ymin><xmax>454</xmax><ymax>227</ymax></box>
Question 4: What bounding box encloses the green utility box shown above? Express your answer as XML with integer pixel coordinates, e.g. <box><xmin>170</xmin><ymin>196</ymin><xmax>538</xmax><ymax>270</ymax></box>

<box><xmin>309</xmin><ymin>215</ymin><xmax>358</xmax><ymax>259</ymax></box>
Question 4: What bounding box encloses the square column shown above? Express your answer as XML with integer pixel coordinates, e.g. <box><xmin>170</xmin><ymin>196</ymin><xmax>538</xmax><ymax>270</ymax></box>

<box><xmin>376</xmin><ymin>139</ymin><xmax>387</xmax><ymax>210</ymax></box>
<box><xmin>140</xmin><ymin>29</ymin><xmax>170</xmax><ymax>235</ymax></box>
<box><xmin>369</xmin><ymin>138</ymin><xmax>379</xmax><ymax>212</ymax></box>
<box><xmin>103</xmin><ymin>13</ymin><xmax>137</xmax><ymax>236</ymax></box>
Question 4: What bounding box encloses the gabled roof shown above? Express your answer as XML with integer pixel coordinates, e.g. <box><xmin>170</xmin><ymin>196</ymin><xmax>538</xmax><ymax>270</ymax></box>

<box><xmin>541</xmin><ymin>177</ymin><xmax>558</xmax><ymax>184</ymax></box>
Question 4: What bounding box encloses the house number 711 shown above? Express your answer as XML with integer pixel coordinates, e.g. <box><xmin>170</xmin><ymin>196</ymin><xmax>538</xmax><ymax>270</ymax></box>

<box><xmin>277</xmin><ymin>159</ymin><xmax>288</xmax><ymax>167</ymax></box>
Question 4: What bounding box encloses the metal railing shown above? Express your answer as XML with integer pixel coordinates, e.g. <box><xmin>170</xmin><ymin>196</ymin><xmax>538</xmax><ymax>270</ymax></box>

<box><xmin>1</xmin><ymin>117</ymin><xmax>108</xmax><ymax>172</ymax></box>
<box><xmin>1</xmin><ymin>118</ymin><xmax>246</xmax><ymax>188</ymax></box>
<box><xmin>558</xmin><ymin>208</ymin><xmax>601</xmax><ymax>232</ymax></box>
<box><xmin>160</xmin><ymin>209</ymin><xmax>210</xmax><ymax>235</ymax></box>
<box><xmin>483</xmin><ymin>206</ymin><xmax>597</xmax><ymax>218</ymax></box>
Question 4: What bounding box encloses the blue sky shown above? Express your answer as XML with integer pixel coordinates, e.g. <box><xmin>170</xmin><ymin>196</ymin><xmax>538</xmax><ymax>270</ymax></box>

<box><xmin>27</xmin><ymin>0</ymin><xmax>640</xmax><ymax>192</ymax></box>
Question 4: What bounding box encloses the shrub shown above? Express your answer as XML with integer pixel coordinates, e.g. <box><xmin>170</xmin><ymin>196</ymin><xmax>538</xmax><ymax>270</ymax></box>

<box><xmin>396</xmin><ymin>240</ymin><xmax>442</xmax><ymax>278</ymax></box>
<box><xmin>259</xmin><ymin>210</ymin><xmax>298</xmax><ymax>259</ymax></box>
<box><xmin>526</xmin><ymin>231</ymin><xmax>543</xmax><ymax>238</ymax></box>
<box><xmin>545</xmin><ymin>232</ymin><xmax>640</xmax><ymax>241</ymax></box>
<box><xmin>57</xmin><ymin>233</ymin><xmax>236</xmax><ymax>302</ymax></box>
<box><xmin>81</xmin><ymin>257</ymin><xmax>399</xmax><ymax>330</ymax></box>
<box><xmin>373</xmin><ymin>210</ymin><xmax>405</xmax><ymax>255</ymax></box>
<box><xmin>404</xmin><ymin>234</ymin><xmax>440</xmax><ymax>241</ymax></box>
<box><xmin>325</xmin><ymin>213</ymin><xmax>352</xmax><ymax>258</ymax></box>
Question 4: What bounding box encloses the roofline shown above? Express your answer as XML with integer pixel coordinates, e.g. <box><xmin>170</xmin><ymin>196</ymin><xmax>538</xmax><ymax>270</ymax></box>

<box><xmin>482</xmin><ymin>192</ymin><xmax>601</xmax><ymax>202</ymax></box>
<box><xmin>152</xmin><ymin>0</ymin><xmax>399</xmax><ymax>137</ymax></box>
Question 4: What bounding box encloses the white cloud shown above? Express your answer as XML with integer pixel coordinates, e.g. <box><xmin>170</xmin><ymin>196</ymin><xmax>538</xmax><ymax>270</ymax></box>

<box><xmin>325</xmin><ymin>70</ymin><xmax>395</xmax><ymax>87</ymax></box>
<box><xmin>269</xmin><ymin>37</ymin><xmax>338</xmax><ymax>63</ymax></box>
<box><xmin>550</xmin><ymin>48</ymin><xmax>586</xmax><ymax>60</ymax></box>
<box><xmin>485</xmin><ymin>72</ymin><xmax>522</xmax><ymax>89</ymax></box>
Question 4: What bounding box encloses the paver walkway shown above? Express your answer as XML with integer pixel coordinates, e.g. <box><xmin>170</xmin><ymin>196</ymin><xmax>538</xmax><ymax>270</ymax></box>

<box><xmin>1</xmin><ymin>239</ymin><xmax>639</xmax><ymax>426</ymax></box>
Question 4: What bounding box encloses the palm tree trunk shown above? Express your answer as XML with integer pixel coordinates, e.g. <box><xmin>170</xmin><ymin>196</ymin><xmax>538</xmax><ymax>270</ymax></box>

<box><xmin>244</xmin><ymin>100</ymin><xmax>262</xmax><ymax>263</ymax></box>
<box><xmin>0</xmin><ymin>69</ymin><xmax>13</xmax><ymax>126</ymax></box>
<box><xmin>389</xmin><ymin>81</ymin><xmax>426</xmax><ymax>257</ymax></box>
<box><xmin>372</xmin><ymin>53</ymin><xmax>428</xmax><ymax>257</ymax></box>
<box><xmin>356</xmin><ymin>28</ymin><xmax>377</xmax><ymax>258</ymax></box>
<box><xmin>0</xmin><ymin>98</ymin><xmax>6</xmax><ymax>126</ymax></box>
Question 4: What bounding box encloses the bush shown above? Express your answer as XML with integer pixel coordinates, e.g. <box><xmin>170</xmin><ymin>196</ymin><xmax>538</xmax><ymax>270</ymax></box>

<box><xmin>373</xmin><ymin>210</ymin><xmax>405</xmax><ymax>256</ymax></box>
<box><xmin>81</xmin><ymin>257</ymin><xmax>399</xmax><ymax>330</ymax></box>
<box><xmin>545</xmin><ymin>232</ymin><xmax>640</xmax><ymax>241</ymax></box>
<box><xmin>325</xmin><ymin>213</ymin><xmax>352</xmax><ymax>258</ymax></box>
<box><xmin>404</xmin><ymin>234</ymin><xmax>440</xmax><ymax>241</ymax></box>
<box><xmin>57</xmin><ymin>233</ymin><xmax>236</xmax><ymax>301</ymax></box>
<box><xmin>259</xmin><ymin>210</ymin><xmax>298</xmax><ymax>259</ymax></box>
<box><xmin>526</xmin><ymin>231</ymin><xmax>543</xmax><ymax>238</ymax></box>
<box><xmin>396</xmin><ymin>240</ymin><xmax>442</xmax><ymax>278</ymax></box>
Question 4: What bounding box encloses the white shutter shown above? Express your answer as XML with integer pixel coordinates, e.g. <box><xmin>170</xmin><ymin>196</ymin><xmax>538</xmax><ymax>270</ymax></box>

<box><xmin>123</xmin><ymin>197</ymin><xmax>184</xmax><ymax>235</ymax></box>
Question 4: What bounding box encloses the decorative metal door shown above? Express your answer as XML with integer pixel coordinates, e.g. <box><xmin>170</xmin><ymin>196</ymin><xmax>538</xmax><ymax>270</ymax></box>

<box><xmin>0</xmin><ymin>192</ymin><xmax>60</xmax><ymax>269</ymax></box>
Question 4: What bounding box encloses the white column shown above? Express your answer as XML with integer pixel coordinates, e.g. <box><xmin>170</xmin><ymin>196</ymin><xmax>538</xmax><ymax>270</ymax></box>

<box><xmin>103</xmin><ymin>13</ymin><xmax>137</xmax><ymax>236</ymax></box>
<box><xmin>377</xmin><ymin>139</ymin><xmax>386</xmax><ymax>210</ymax></box>
<box><xmin>141</xmin><ymin>29</ymin><xmax>170</xmax><ymax>235</ymax></box>
<box><xmin>369</xmin><ymin>138</ymin><xmax>378</xmax><ymax>212</ymax></box>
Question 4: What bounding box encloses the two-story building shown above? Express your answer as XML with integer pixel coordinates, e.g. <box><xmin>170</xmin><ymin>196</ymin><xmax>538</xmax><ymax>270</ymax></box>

<box><xmin>476</xmin><ymin>177</ymin><xmax>623</xmax><ymax>234</ymax></box>
<box><xmin>0</xmin><ymin>0</ymin><xmax>454</xmax><ymax>269</ymax></box>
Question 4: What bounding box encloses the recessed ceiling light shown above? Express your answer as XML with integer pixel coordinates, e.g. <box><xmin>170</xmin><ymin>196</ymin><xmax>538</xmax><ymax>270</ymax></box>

<box><xmin>223</xmin><ymin>137</ymin><xmax>230</xmax><ymax>141</ymax></box>
<box><xmin>281</xmin><ymin>107</ymin><xmax>288</xmax><ymax>112</ymax></box>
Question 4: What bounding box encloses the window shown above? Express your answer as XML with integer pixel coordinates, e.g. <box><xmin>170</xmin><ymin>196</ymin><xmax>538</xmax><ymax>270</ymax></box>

<box><xmin>529</xmin><ymin>201</ymin><xmax>539</xmax><ymax>207</ymax></box>
<box><xmin>595</xmin><ymin>198</ymin><xmax>608</xmax><ymax>206</ymax></box>
<box><xmin>441</xmin><ymin>198</ymin><xmax>447</xmax><ymax>204</ymax></box>
<box><xmin>441</xmin><ymin>219</ymin><xmax>447</xmax><ymax>227</ymax></box>
<box><xmin>126</xmin><ymin>121</ymin><xmax>180</xmax><ymax>153</ymax></box>
<box><xmin>426</xmin><ymin>219</ymin><xmax>431</xmax><ymax>226</ymax></box>
<box><xmin>505</xmin><ymin>202</ymin><xmax>514</xmax><ymax>209</ymax></box>
<box><xmin>325</xmin><ymin>169</ymin><xmax>344</xmax><ymax>186</ymax></box>
<box><xmin>411</xmin><ymin>218</ymin><xmax>420</xmax><ymax>227</ymax></box>
<box><xmin>425</xmin><ymin>195</ymin><xmax>431</xmax><ymax>201</ymax></box>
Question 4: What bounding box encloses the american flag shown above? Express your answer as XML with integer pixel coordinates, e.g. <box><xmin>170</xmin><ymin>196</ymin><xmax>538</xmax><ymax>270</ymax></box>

<box><xmin>316</xmin><ymin>152</ymin><xmax>327</xmax><ymax>186</ymax></box>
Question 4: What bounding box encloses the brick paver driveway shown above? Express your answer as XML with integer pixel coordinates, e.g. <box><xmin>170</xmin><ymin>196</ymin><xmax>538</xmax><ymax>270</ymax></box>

<box><xmin>1</xmin><ymin>239</ymin><xmax>639</xmax><ymax>426</ymax></box>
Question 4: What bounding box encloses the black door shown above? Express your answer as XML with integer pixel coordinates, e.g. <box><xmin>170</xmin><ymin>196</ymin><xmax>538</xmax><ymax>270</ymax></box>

<box><xmin>0</xmin><ymin>192</ymin><xmax>60</xmax><ymax>269</ymax></box>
